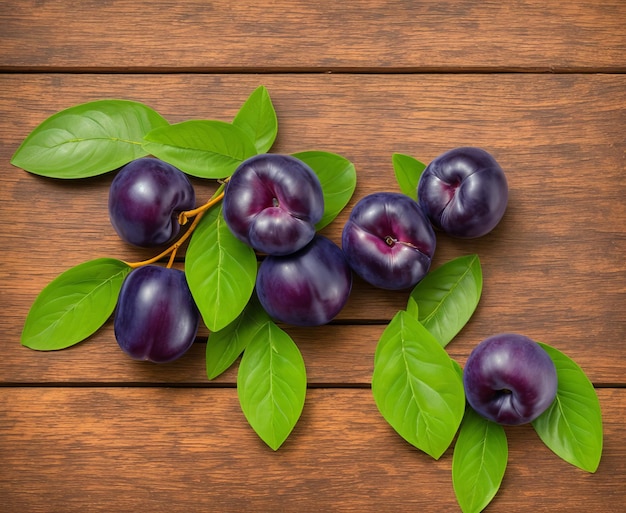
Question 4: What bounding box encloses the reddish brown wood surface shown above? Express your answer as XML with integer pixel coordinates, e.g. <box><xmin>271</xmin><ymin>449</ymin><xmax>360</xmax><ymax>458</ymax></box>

<box><xmin>1</xmin><ymin>2</ymin><xmax>625</xmax><ymax>512</ymax></box>
<box><xmin>1</xmin><ymin>388</ymin><xmax>625</xmax><ymax>513</ymax></box>
<box><xmin>2</xmin><ymin>74</ymin><xmax>624</xmax><ymax>386</ymax></box>
<box><xmin>1</xmin><ymin>1</ymin><xmax>625</xmax><ymax>71</ymax></box>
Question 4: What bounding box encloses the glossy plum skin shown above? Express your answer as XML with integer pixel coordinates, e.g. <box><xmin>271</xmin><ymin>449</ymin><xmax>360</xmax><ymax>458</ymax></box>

<box><xmin>222</xmin><ymin>153</ymin><xmax>324</xmax><ymax>256</ymax></box>
<box><xmin>417</xmin><ymin>147</ymin><xmax>508</xmax><ymax>238</ymax></box>
<box><xmin>341</xmin><ymin>192</ymin><xmax>436</xmax><ymax>290</ymax></box>
<box><xmin>256</xmin><ymin>235</ymin><xmax>352</xmax><ymax>327</ymax></box>
<box><xmin>109</xmin><ymin>157</ymin><xmax>195</xmax><ymax>247</ymax></box>
<box><xmin>463</xmin><ymin>333</ymin><xmax>558</xmax><ymax>426</ymax></box>
<box><xmin>114</xmin><ymin>265</ymin><xmax>200</xmax><ymax>363</ymax></box>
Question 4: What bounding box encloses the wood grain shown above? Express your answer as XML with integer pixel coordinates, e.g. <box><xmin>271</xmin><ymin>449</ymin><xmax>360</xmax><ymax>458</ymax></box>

<box><xmin>1</xmin><ymin>3</ymin><xmax>624</xmax><ymax>511</ymax></box>
<box><xmin>0</xmin><ymin>387</ymin><xmax>623</xmax><ymax>513</ymax></box>
<box><xmin>1</xmin><ymin>322</ymin><xmax>624</xmax><ymax>387</ymax></box>
<box><xmin>1</xmin><ymin>1</ymin><xmax>625</xmax><ymax>71</ymax></box>
<box><xmin>2</xmin><ymin>73</ymin><xmax>624</xmax><ymax>386</ymax></box>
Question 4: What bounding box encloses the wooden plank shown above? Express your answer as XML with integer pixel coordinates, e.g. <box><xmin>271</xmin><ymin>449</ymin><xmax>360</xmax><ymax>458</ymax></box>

<box><xmin>1</xmin><ymin>73</ymin><xmax>624</xmax><ymax>385</ymax></box>
<box><xmin>0</xmin><ymin>5</ymin><xmax>626</xmax><ymax>513</ymax></box>
<box><xmin>1</xmin><ymin>1</ymin><xmax>625</xmax><ymax>71</ymax></box>
<box><xmin>3</xmin><ymin>322</ymin><xmax>622</xmax><ymax>386</ymax></box>
<box><xmin>0</xmin><ymin>387</ymin><xmax>623</xmax><ymax>512</ymax></box>
<box><xmin>2</xmin><ymin>3</ymin><xmax>623</xmax><ymax>511</ymax></box>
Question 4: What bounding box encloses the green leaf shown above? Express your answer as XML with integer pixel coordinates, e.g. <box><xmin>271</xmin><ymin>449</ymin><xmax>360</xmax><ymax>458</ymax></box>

<box><xmin>185</xmin><ymin>205</ymin><xmax>257</xmax><ymax>332</ymax></box>
<box><xmin>408</xmin><ymin>254</ymin><xmax>482</xmax><ymax>347</ymax></box>
<box><xmin>453</xmin><ymin>407</ymin><xmax>508</xmax><ymax>513</ymax></box>
<box><xmin>206</xmin><ymin>296</ymin><xmax>270</xmax><ymax>380</ymax></box>
<box><xmin>232</xmin><ymin>85</ymin><xmax>278</xmax><ymax>154</ymax></box>
<box><xmin>392</xmin><ymin>153</ymin><xmax>425</xmax><ymax>199</ymax></box>
<box><xmin>292</xmin><ymin>151</ymin><xmax>357</xmax><ymax>230</ymax></box>
<box><xmin>532</xmin><ymin>342</ymin><xmax>603</xmax><ymax>473</ymax></box>
<box><xmin>21</xmin><ymin>258</ymin><xmax>131</xmax><ymax>350</ymax></box>
<box><xmin>372</xmin><ymin>311</ymin><xmax>466</xmax><ymax>459</ymax></box>
<box><xmin>11</xmin><ymin>99</ymin><xmax>168</xmax><ymax>178</ymax></box>
<box><xmin>406</xmin><ymin>295</ymin><xmax>419</xmax><ymax>319</ymax></box>
<box><xmin>451</xmin><ymin>358</ymin><xmax>463</xmax><ymax>380</ymax></box>
<box><xmin>143</xmin><ymin>119</ymin><xmax>258</xmax><ymax>179</ymax></box>
<box><xmin>237</xmin><ymin>320</ymin><xmax>307</xmax><ymax>450</ymax></box>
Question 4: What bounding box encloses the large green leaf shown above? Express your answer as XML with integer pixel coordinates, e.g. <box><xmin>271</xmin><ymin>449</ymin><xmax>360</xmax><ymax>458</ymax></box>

<box><xmin>237</xmin><ymin>320</ymin><xmax>307</xmax><ymax>450</ymax></box>
<box><xmin>408</xmin><ymin>254</ymin><xmax>482</xmax><ymax>347</ymax></box>
<box><xmin>185</xmin><ymin>205</ymin><xmax>257</xmax><ymax>332</ymax></box>
<box><xmin>143</xmin><ymin>119</ymin><xmax>257</xmax><ymax>178</ymax></box>
<box><xmin>372</xmin><ymin>311</ymin><xmax>466</xmax><ymax>459</ymax></box>
<box><xmin>21</xmin><ymin>258</ymin><xmax>131</xmax><ymax>350</ymax></box>
<box><xmin>453</xmin><ymin>407</ymin><xmax>508</xmax><ymax>513</ymax></box>
<box><xmin>292</xmin><ymin>151</ymin><xmax>357</xmax><ymax>230</ymax></box>
<box><xmin>392</xmin><ymin>153</ymin><xmax>425</xmax><ymax>199</ymax></box>
<box><xmin>206</xmin><ymin>296</ymin><xmax>270</xmax><ymax>380</ymax></box>
<box><xmin>11</xmin><ymin>99</ymin><xmax>168</xmax><ymax>178</ymax></box>
<box><xmin>232</xmin><ymin>85</ymin><xmax>277</xmax><ymax>154</ymax></box>
<box><xmin>532</xmin><ymin>342</ymin><xmax>603</xmax><ymax>473</ymax></box>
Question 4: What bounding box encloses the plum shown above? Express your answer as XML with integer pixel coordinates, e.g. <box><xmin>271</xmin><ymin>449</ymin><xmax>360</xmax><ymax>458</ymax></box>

<box><xmin>114</xmin><ymin>265</ymin><xmax>199</xmax><ymax>363</ymax></box>
<box><xmin>256</xmin><ymin>235</ymin><xmax>352</xmax><ymax>326</ymax></box>
<box><xmin>417</xmin><ymin>147</ymin><xmax>508</xmax><ymax>238</ymax></box>
<box><xmin>109</xmin><ymin>157</ymin><xmax>195</xmax><ymax>247</ymax></box>
<box><xmin>463</xmin><ymin>333</ymin><xmax>558</xmax><ymax>425</ymax></box>
<box><xmin>222</xmin><ymin>153</ymin><xmax>324</xmax><ymax>256</ymax></box>
<box><xmin>341</xmin><ymin>192</ymin><xmax>436</xmax><ymax>290</ymax></box>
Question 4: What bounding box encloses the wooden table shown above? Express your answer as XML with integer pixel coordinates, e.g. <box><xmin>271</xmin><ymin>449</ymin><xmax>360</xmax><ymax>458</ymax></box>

<box><xmin>1</xmin><ymin>1</ymin><xmax>624</xmax><ymax>511</ymax></box>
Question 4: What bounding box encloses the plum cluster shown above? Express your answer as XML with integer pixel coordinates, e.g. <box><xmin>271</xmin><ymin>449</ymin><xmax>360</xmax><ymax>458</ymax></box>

<box><xmin>341</xmin><ymin>146</ymin><xmax>508</xmax><ymax>292</ymax></box>
<box><xmin>108</xmin><ymin>157</ymin><xmax>201</xmax><ymax>363</ymax></box>
<box><xmin>339</xmin><ymin>147</ymin><xmax>557</xmax><ymax>426</ymax></box>
<box><xmin>108</xmin><ymin>153</ymin><xmax>355</xmax><ymax>362</ymax></box>
<box><xmin>222</xmin><ymin>154</ymin><xmax>353</xmax><ymax>327</ymax></box>
<box><xmin>108</xmin><ymin>146</ymin><xmax>520</xmax><ymax>383</ymax></box>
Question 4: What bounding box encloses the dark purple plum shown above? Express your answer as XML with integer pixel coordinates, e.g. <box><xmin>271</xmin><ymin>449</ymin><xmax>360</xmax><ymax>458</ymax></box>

<box><xmin>417</xmin><ymin>147</ymin><xmax>508</xmax><ymax>238</ymax></box>
<box><xmin>341</xmin><ymin>192</ymin><xmax>436</xmax><ymax>290</ymax></box>
<box><xmin>109</xmin><ymin>157</ymin><xmax>195</xmax><ymax>247</ymax></box>
<box><xmin>463</xmin><ymin>333</ymin><xmax>558</xmax><ymax>425</ymax></box>
<box><xmin>114</xmin><ymin>265</ymin><xmax>199</xmax><ymax>363</ymax></box>
<box><xmin>222</xmin><ymin>153</ymin><xmax>324</xmax><ymax>256</ymax></box>
<box><xmin>256</xmin><ymin>235</ymin><xmax>352</xmax><ymax>326</ymax></box>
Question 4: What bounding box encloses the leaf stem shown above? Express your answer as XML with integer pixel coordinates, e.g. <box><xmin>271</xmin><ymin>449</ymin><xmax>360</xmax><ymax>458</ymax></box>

<box><xmin>179</xmin><ymin>177</ymin><xmax>230</xmax><ymax>226</ymax></box>
<box><xmin>125</xmin><ymin>184</ymin><xmax>227</xmax><ymax>269</ymax></box>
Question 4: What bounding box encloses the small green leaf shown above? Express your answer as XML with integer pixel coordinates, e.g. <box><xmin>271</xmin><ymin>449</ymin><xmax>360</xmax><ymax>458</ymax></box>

<box><xmin>451</xmin><ymin>358</ymin><xmax>463</xmax><ymax>380</ymax></box>
<box><xmin>532</xmin><ymin>342</ymin><xmax>603</xmax><ymax>473</ymax></box>
<box><xmin>406</xmin><ymin>296</ymin><xmax>419</xmax><ymax>319</ymax></box>
<box><xmin>408</xmin><ymin>254</ymin><xmax>482</xmax><ymax>347</ymax></box>
<box><xmin>11</xmin><ymin>99</ymin><xmax>168</xmax><ymax>178</ymax></box>
<box><xmin>185</xmin><ymin>205</ymin><xmax>257</xmax><ymax>332</ymax></box>
<box><xmin>453</xmin><ymin>407</ymin><xmax>508</xmax><ymax>513</ymax></box>
<box><xmin>21</xmin><ymin>258</ymin><xmax>131</xmax><ymax>350</ymax></box>
<box><xmin>232</xmin><ymin>85</ymin><xmax>278</xmax><ymax>154</ymax></box>
<box><xmin>372</xmin><ymin>311</ymin><xmax>466</xmax><ymax>459</ymax></box>
<box><xmin>292</xmin><ymin>151</ymin><xmax>357</xmax><ymax>230</ymax></box>
<box><xmin>143</xmin><ymin>119</ymin><xmax>258</xmax><ymax>179</ymax></box>
<box><xmin>392</xmin><ymin>153</ymin><xmax>425</xmax><ymax>199</ymax></box>
<box><xmin>237</xmin><ymin>320</ymin><xmax>307</xmax><ymax>450</ymax></box>
<box><xmin>206</xmin><ymin>296</ymin><xmax>270</xmax><ymax>380</ymax></box>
